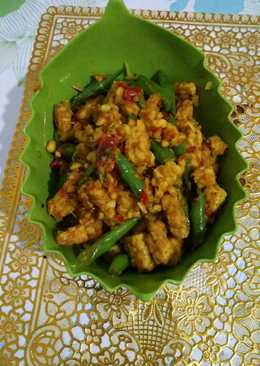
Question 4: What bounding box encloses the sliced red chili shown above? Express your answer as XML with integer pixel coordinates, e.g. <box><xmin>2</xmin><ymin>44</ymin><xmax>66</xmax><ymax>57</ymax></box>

<box><xmin>188</xmin><ymin>145</ymin><xmax>196</xmax><ymax>153</ymax></box>
<box><xmin>115</xmin><ymin>214</ymin><xmax>124</xmax><ymax>223</ymax></box>
<box><xmin>149</xmin><ymin>127</ymin><xmax>161</xmax><ymax>135</ymax></box>
<box><xmin>123</xmin><ymin>85</ymin><xmax>142</xmax><ymax>102</ymax></box>
<box><xmin>50</xmin><ymin>159</ymin><xmax>64</xmax><ymax>169</ymax></box>
<box><xmin>140</xmin><ymin>191</ymin><xmax>149</xmax><ymax>205</ymax></box>
<box><xmin>205</xmin><ymin>204</ymin><xmax>211</xmax><ymax>218</ymax></box>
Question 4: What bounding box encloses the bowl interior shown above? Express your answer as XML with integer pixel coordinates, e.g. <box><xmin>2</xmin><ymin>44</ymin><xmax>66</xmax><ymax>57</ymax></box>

<box><xmin>21</xmin><ymin>0</ymin><xmax>247</xmax><ymax>301</ymax></box>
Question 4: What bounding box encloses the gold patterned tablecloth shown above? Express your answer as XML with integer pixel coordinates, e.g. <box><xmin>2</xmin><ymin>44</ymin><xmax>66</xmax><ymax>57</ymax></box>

<box><xmin>0</xmin><ymin>6</ymin><xmax>259</xmax><ymax>366</ymax></box>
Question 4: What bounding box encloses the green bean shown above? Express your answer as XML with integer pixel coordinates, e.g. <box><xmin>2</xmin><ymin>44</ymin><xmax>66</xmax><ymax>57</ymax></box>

<box><xmin>109</xmin><ymin>254</ymin><xmax>130</xmax><ymax>275</ymax></box>
<box><xmin>71</xmin><ymin>67</ymin><xmax>123</xmax><ymax>108</ymax></box>
<box><xmin>151</xmin><ymin>70</ymin><xmax>170</xmax><ymax>85</ymax></box>
<box><xmin>138</xmin><ymin>95</ymin><xmax>145</xmax><ymax>108</ymax></box>
<box><xmin>182</xmin><ymin>196</ymin><xmax>189</xmax><ymax>217</ymax></box>
<box><xmin>152</xmin><ymin>70</ymin><xmax>176</xmax><ymax>115</ymax></box>
<box><xmin>116</xmin><ymin>152</ymin><xmax>144</xmax><ymax>199</ymax></box>
<box><xmin>182</xmin><ymin>160</ymin><xmax>192</xmax><ymax>213</ymax></box>
<box><xmin>174</xmin><ymin>143</ymin><xmax>187</xmax><ymax>156</ymax></box>
<box><xmin>133</xmin><ymin>75</ymin><xmax>158</xmax><ymax>95</ymax></box>
<box><xmin>190</xmin><ymin>190</ymin><xmax>206</xmax><ymax>245</ymax></box>
<box><xmin>124</xmin><ymin>62</ymin><xmax>136</xmax><ymax>80</ymax></box>
<box><xmin>168</xmin><ymin>113</ymin><xmax>176</xmax><ymax>124</ymax></box>
<box><xmin>151</xmin><ymin>140</ymin><xmax>175</xmax><ymax>164</ymax></box>
<box><xmin>133</xmin><ymin>75</ymin><xmax>174</xmax><ymax>112</ymax></box>
<box><xmin>77</xmin><ymin>218</ymin><xmax>139</xmax><ymax>266</ymax></box>
<box><xmin>183</xmin><ymin>160</ymin><xmax>192</xmax><ymax>193</ymax></box>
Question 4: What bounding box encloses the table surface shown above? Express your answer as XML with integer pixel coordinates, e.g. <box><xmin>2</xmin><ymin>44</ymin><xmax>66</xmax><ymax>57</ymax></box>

<box><xmin>0</xmin><ymin>0</ymin><xmax>260</xmax><ymax>183</ymax></box>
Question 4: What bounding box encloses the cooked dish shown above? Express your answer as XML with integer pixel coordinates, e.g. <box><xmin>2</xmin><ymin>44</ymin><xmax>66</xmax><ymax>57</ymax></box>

<box><xmin>47</xmin><ymin>66</ymin><xmax>227</xmax><ymax>274</ymax></box>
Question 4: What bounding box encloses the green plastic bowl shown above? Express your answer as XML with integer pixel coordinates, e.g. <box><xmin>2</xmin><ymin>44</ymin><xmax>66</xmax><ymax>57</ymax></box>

<box><xmin>21</xmin><ymin>0</ymin><xmax>247</xmax><ymax>301</ymax></box>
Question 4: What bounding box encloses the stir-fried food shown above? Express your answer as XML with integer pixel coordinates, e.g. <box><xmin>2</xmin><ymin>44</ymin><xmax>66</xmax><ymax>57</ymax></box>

<box><xmin>47</xmin><ymin>66</ymin><xmax>227</xmax><ymax>274</ymax></box>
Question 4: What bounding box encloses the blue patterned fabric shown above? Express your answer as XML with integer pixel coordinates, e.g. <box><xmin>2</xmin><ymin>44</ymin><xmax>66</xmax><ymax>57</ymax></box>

<box><xmin>170</xmin><ymin>0</ymin><xmax>260</xmax><ymax>14</ymax></box>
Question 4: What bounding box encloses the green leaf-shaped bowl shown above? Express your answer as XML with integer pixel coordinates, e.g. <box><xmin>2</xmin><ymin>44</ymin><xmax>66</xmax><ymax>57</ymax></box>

<box><xmin>21</xmin><ymin>0</ymin><xmax>247</xmax><ymax>301</ymax></box>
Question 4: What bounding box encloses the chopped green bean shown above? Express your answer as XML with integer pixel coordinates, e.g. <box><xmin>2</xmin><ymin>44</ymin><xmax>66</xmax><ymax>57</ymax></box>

<box><xmin>71</xmin><ymin>67</ymin><xmax>123</xmax><ymax>108</ymax></box>
<box><xmin>151</xmin><ymin>140</ymin><xmax>175</xmax><ymax>164</ymax></box>
<box><xmin>151</xmin><ymin>70</ymin><xmax>170</xmax><ymax>86</ymax></box>
<box><xmin>77</xmin><ymin>218</ymin><xmax>139</xmax><ymax>266</ymax></box>
<box><xmin>174</xmin><ymin>143</ymin><xmax>187</xmax><ymax>156</ymax></box>
<box><xmin>134</xmin><ymin>75</ymin><xmax>173</xmax><ymax>112</ymax></box>
<box><xmin>190</xmin><ymin>189</ymin><xmax>206</xmax><ymax>245</ymax></box>
<box><xmin>124</xmin><ymin>62</ymin><xmax>136</xmax><ymax>80</ymax></box>
<box><xmin>109</xmin><ymin>254</ymin><xmax>130</xmax><ymax>275</ymax></box>
<box><xmin>168</xmin><ymin>113</ymin><xmax>176</xmax><ymax>124</ymax></box>
<box><xmin>152</xmin><ymin>70</ymin><xmax>176</xmax><ymax>115</ymax></box>
<box><xmin>183</xmin><ymin>161</ymin><xmax>191</xmax><ymax>192</ymax></box>
<box><xmin>116</xmin><ymin>152</ymin><xmax>144</xmax><ymax>199</ymax></box>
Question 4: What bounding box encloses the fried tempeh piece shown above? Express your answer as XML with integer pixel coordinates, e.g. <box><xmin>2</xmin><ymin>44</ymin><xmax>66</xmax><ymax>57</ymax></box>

<box><xmin>54</xmin><ymin>101</ymin><xmax>74</xmax><ymax>141</ymax></box>
<box><xmin>56</xmin><ymin>211</ymin><xmax>103</xmax><ymax>245</ymax></box>
<box><xmin>48</xmin><ymin>168</ymin><xmax>82</xmax><ymax>221</ymax></box>
<box><xmin>161</xmin><ymin>188</ymin><xmax>190</xmax><ymax>239</ymax></box>
<box><xmin>125</xmin><ymin>233</ymin><xmax>155</xmax><ymax>272</ymax></box>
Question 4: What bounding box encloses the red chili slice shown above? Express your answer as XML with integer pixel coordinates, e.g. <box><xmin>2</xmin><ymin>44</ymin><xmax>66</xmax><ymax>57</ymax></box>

<box><xmin>140</xmin><ymin>191</ymin><xmax>149</xmax><ymax>205</ymax></box>
<box><xmin>187</xmin><ymin>145</ymin><xmax>196</xmax><ymax>153</ymax></box>
<box><xmin>115</xmin><ymin>214</ymin><xmax>124</xmax><ymax>223</ymax></box>
<box><xmin>123</xmin><ymin>86</ymin><xmax>142</xmax><ymax>102</ymax></box>
<box><xmin>50</xmin><ymin>160</ymin><xmax>64</xmax><ymax>169</ymax></box>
